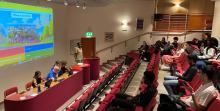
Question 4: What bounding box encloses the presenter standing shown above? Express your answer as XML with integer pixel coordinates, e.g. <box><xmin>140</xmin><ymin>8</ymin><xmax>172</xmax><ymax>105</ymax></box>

<box><xmin>74</xmin><ymin>42</ymin><xmax>83</xmax><ymax>63</ymax></box>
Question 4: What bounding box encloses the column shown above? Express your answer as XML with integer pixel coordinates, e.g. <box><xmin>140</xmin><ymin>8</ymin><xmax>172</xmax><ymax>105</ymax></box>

<box><xmin>212</xmin><ymin>0</ymin><xmax>220</xmax><ymax>44</ymax></box>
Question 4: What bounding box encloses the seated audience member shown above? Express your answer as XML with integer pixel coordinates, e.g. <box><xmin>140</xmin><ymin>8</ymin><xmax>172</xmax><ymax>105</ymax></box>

<box><xmin>161</xmin><ymin>43</ymin><xmax>185</xmax><ymax>66</ymax></box>
<box><xmin>172</xmin><ymin>37</ymin><xmax>179</xmax><ymax>48</ymax></box>
<box><xmin>154</xmin><ymin>41</ymin><xmax>162</xmax><ymax>54</ymax></box>
<box><xmin>138</xmin><ymin>41</ymin><xmax>149</xmax><ymax>61</ymax></box>
<box><xmin>161</xmin><ymin>41</ymin><xmax>174</xmax><ymax>56</ymax></box>
<box><xmin>191</xmin><ymin>38</ymin><xmax>199</xmax><ymax>46</ymax></box>
<box><xmin>185</xmin><ymin>41</ymin><xmax>201</xmax><ymax>55</ymax></box>
<box><xmin>198</xmin><ymin>33</ymin><xmax>211</xmax><ymax>48</ymax></box>
<box><xmin>161</xmin><ymin>37</ymin><xmax>167</xmax><ymax>48</ymax></box>
<box><xmin>108</xmin><ymin>71</ymin><xmax>156</xmax><ymax>110</ymax></box>
<box><xmin>47</xmin><ymin>65</ymin><xmax>60</xmax><ymax>81</ymax></box>
<box><xmin>197</xmin><ymin>37</ymin><xmax>218</xmax><ymax>60</ymax></box>
<box><xmin>163</xmin><ymin>54</ymin><xmax>198</xmax><ymax>96</ymax></box>
<box><xmin>58</xmin><ymin>61</ymin><xmax>72</xmax><ymax>76</ymax></box>
<box><xmin>50</xmin><ymin>61</ymin><xmax>61</xmax><ymax>71</ymax></box>
<box><xmin>159</xmin><ymin>65</ymin><xmax>219</xmax><ymax>111</ymax></box>
<box><xmin>45</xmin><ymin>66</ymin><xmax>60</xmax><ymax>88</ymax></box>
<box><xmin>32</xmin><ymin>71</ymin><xmax>44</xmax><ymax>88</ymax></box>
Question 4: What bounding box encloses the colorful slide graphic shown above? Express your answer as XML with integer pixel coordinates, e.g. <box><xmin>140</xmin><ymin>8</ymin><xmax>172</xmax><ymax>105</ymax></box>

<box><xmin>0</xmin><ymin>2</ymin><xmax>54</xmax><ymax>67</ymax></box>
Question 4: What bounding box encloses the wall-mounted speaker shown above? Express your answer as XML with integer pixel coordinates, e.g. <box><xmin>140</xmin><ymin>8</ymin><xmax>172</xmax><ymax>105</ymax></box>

<box><xmin>154</xmin><ymin>14</ymin><xmax>164</xmax><ymax>21</ymax></box>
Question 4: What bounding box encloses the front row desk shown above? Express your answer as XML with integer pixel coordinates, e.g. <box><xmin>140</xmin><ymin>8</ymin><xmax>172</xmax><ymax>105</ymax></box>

<box><xmin>4</xmin><ymin>57</ymin><xmax>100</xmax><ymax>111</ymax></box>
<box><xmin>4</xmin><ymin>70</ymin><xmax>83</xmax><ymax>111</ymax></box>
<box><xmin>72</xmin><ymin>63</ymin><xmax>90</xmax><ymax>85</ymax></box>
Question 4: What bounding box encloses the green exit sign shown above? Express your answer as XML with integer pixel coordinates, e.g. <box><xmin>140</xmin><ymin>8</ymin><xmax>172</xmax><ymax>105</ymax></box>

<box><xmin>84</xmin><ymin>32</ymin><xmax>93</xmax><ymax>38</ymax></box>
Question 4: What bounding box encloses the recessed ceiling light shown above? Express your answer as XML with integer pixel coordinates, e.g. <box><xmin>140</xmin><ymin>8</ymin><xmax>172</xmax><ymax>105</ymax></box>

<box><xmin>64</xmin><ymin>1</ymin><xmax>68</xmax><ymax>6</ymax></box>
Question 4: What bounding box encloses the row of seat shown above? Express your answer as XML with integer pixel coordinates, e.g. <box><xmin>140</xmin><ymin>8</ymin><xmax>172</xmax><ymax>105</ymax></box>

<box><xmin>66</xmin><ymin>56</ymin><xmax>125</xmax><ymax>111</ymax></box>
<box><xmin>96</xmin><ymin>52</ymin><xmax>141</xmax><ymax>111</ymax></box>
<box><xmin>135</xmin><ymin>51</ymin><xmax>161</xmax><ymax>111</ymax></box>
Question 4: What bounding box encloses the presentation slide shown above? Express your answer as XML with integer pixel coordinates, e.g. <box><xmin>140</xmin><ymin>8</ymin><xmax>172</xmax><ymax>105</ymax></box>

<box><xmin>0</xmin><ymin>2</ymin><xmax>54</xmax><ymax>67</ymax></box>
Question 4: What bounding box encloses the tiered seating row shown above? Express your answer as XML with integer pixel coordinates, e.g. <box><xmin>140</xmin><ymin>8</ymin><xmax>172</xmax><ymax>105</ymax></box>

<box><xmin>96</xmin><ymin>52</ymin><xmax>141</xmax><ymax>111</ymax></box>
<box><xmin>135</xmin><ymin>51</ymin><xmax>160</xmax><ymax>111</ymax></box>
<box><xmin>66</xmin><ymin>58</ymin><xmax>124</xmax><ymax>111</ymax></box>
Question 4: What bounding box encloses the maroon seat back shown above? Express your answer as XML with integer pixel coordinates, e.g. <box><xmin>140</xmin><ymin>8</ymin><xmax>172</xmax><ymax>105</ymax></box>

<box><xmin>4</xmin><ymin>86</ymin><xmax>18</xmax><ymax>98</ymax></box>
<box><xmin>189</xmin><ymin>73</ymin><xmax>202</xmax><ymax>90</ymax></box>
<box><xmin>207</xmin><ymin>99</ymin><xmax>220</xmax><ymax>111</ymax></box>
<box><xmin>25</xmin><ymin>81</ymin><xmax>33</xmax><ymax>91</ymax></box>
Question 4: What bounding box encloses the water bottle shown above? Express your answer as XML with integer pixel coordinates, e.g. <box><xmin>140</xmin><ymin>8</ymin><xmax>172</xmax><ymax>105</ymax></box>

<box><xmin>38</xmin><ymin>86</ymin><xmax>41</xmax><ymax>93</ymax></box>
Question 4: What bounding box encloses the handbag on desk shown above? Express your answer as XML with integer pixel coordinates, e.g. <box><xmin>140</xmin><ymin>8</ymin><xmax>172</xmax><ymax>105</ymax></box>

<box><xmin>45</xmin><ymin>79</ymin><xmax>52</xmax><ymax>88</ymax></box>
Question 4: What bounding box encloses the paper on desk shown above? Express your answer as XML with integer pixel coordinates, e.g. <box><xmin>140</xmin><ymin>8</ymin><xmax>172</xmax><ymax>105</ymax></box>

<box><xmin>77</xmin><ymin>63</ymin><xmax>83</xmax><ymax>65</ymax></box>
<box><xmin>72</xmin><ymin>71</ymin><xmax>78</xmax><ymax>74</ymax></box>
<box><xmin>20</xmin><ymin>96</ymin><xmax>26</xmax><ymax>100</ymax></box>
<box><xmin>30</xmin><ymin>93</ymin><xmax>38</xmax><ymax>97</ymax></box>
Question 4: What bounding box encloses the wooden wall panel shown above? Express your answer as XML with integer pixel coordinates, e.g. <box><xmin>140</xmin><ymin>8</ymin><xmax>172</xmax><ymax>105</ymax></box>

<box><xmin>187</xmin><ymin>15</ymin><xmax>205</xmax><ymax>30</ymax></box>
<box><xmin>187</xmin><ymin>15</ymin><xmax>213</xmax><ymax>30</ymax></box>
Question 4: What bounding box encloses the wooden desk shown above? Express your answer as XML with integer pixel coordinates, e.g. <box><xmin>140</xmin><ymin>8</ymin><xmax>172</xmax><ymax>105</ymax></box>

<box><xmin>4</xmin><ymin>70</ymin><xmax>83</xmax><ymax>111</ymax></box>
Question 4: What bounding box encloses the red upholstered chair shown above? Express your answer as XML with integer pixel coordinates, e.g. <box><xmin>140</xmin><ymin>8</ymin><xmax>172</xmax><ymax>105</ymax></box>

<box><xmin>69</xmin><ymin>100</ymin><xmax>80</xmax><ymax>110</ymax></box>
<box><xmin>102</xmin><ymin>94</ymin><xmax>115</xmax><ymax>103</ymax></box>
<box><xmin>143</xmin><ymin>98</ymin><xmax>157</xmax><ymax>111</ymax></box>
<box><xmin>96</xmin><ymin>102</ymin><xmax>108</xmax><ymax>111</ymax></box>
<box><xmin>4</xmin><ymin>86</ymin><xmax>18</xmax><ymax>98</ymax></box>
<box><xmin>207</xmin><ymin>99</ymin><xmax>220</xmax><ymax>111</ymax></box>
<box><xmin>25</xmin><ymin>81</ymin><xmax>33</xmax><ymax>91</ymax></box>
<box><xmin>186</xmin><ymin>99</ymin><xmax>220</xmax><ymax>111</ymax></box>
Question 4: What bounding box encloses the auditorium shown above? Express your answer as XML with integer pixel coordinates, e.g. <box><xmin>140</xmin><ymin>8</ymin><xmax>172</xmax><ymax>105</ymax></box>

<box><xmin>1</xmin><ymin>0</ymin><xmax>220</xmax><ymax>111</ymax></box>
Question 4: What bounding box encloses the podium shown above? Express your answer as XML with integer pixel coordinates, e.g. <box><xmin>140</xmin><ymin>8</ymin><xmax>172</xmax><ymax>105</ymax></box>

<box><xmin>84</xmin><ymin>57</ymin><xmax>100</xmax><ymax>80</ymax></box>
<box><xmin>72</xmin><ymin>64</ymin><xmax>90</xmax><ymax>85</ymax></box>
<box><xmin>81</xmin><ymin>37</ymin><xmax>100</xmax><ymax>80</ymax></box>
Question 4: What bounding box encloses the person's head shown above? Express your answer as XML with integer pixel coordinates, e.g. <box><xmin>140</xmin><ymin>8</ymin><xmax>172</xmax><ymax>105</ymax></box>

<box><xmin>155</xmin><ymin>40</ymin><xmax>163</xmax><ymax>48</ymax></box>
<box><xmin>54</xmin><ymin>61</ymin><xmax>61</xmax><ymax>67</ymax></box>
<box><xmin>187</xmin><ymin>54</ymin><xmax>197</xmax><ymax>65</ymax></box>
<box><xmin>34</xmin><ymin>71</ymin><xmax>41</xmax><ymax>78</ymax></box>
<box><xmin>207</xmin><ymin>37</ymin><xmax>218</xmax><ymax>48</ymax></box>
<box><xmin>61</xmin><ymin>61</ymin><xmax>67</xmax><ymax>67</ymax></box>
<box><xmin>53</xmin><ymin>66</ymin><xmax>60</xmax><ymax>73</ymax></box>
<box><xmin>202</xmin><ymin>33</ymin><xmax>211</xmax><ymax>40</ymax></box>
<box><xmin>173</xmin><ymin>37</ymin><xmax>178</xmax><ymax>43</ymax></box>
<box><xmin>192</xmin><ymin>38</ymin><xmax>198</xmax><ymax>44</ymax></box>
<box><xmin>197</xmin><ymin>65</ymin><xmax>216</xmax><ymax>82</ymax></box>
<box><xmin>143</xmin><ymin>71</ymin><xmax>155</xmax><ymax>84</ymax></box>
<box><xmin>162</xmin><ymin>37</ymin><xmax>166</xmax><ymax>42</ymax></box>
<box><xmin>77</xmin><ymin>42</ymin><xmax>81</xmax><ymax>48</ymax></box>
<box><xmin>143</xmin><ymin>41</ymin><xmax>147</xmax><ymax>45</ymax></box>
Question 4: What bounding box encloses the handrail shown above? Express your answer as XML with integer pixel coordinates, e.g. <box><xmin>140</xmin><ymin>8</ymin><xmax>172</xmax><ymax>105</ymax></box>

<box><xmin>95</xmin><ymin>30</ymin><xmax>211</xmax><ymax>54</ymax></box>
<box><xmin>151</xmin><ymin>30</ymin><xmax>212</xmax><ymax>36</ymax></box>
<box><xmin>96</xmin><ymin>32</ymin><xmax>151</xmax><ymax>54</ymax></box>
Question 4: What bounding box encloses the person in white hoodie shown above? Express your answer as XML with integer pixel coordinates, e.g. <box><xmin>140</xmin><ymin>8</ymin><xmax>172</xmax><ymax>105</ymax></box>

<box><xmin>197</xmin><ymin>37</ymin><xmax>218</xmax><ymax>60</ymax></box>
